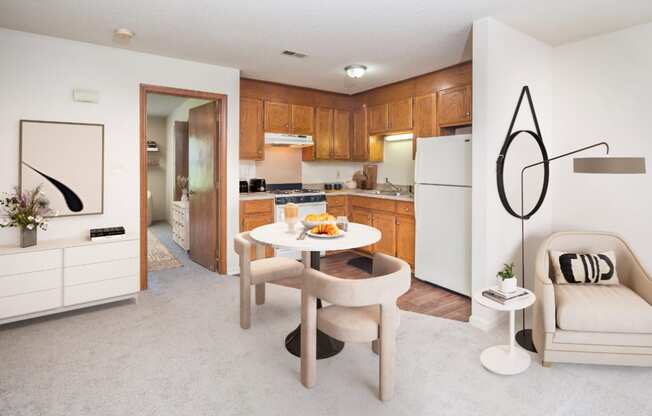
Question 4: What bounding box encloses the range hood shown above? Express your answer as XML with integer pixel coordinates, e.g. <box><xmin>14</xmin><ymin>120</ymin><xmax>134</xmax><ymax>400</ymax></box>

<box><xmin>264</xmin><ymin>132</ymin><xmax>314</xmax><ymax>147</ymax></box>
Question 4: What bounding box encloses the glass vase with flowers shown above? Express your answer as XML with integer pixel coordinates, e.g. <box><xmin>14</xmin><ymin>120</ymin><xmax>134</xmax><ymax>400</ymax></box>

<box><xmin>0</xmin><ymin>185</ymin><xmax>56</xmax><ymax>247</ymax></box>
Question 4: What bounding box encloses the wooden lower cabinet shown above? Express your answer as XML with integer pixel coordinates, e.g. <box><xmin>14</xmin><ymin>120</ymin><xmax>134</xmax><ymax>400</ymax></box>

<box><xmin>396</xmin><ymin>215</ymin><xmax>415</xmax><ymax>266</ymax></box>
<box><xmin>239</xmin><ymin>199</ymin><xmax>275</xmax><ymax>259</ymax></box>
<box><xmin>350</xmin><ymin>208</ymin><xmax>373</xmax><ymax>253</ymax></box>
<box><xmin>372</xmin><ymin>212</ymin><xmax>396</xmax><ymax>256</ymax></box>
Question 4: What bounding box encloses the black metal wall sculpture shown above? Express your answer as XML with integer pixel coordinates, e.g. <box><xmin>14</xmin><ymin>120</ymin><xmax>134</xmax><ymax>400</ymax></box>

<box><xmin>495</xmin><ymin>86</ymin><xmax>550</xmax><ymax>220</ymax></box>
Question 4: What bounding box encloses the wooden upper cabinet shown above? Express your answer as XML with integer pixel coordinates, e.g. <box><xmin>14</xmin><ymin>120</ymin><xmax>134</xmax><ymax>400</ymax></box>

<box><xmin>264</xmin><ymin>101</ymin><xmax>290</xmax><ymax>133</ymax></box>
<box><xmin>413</xmin><ymin>93</ymin><xmax>438</xmax><ymax>138</ymax></box>
<box><xmin>333</xmin><ymin>109</ymin><xmax>351</xmax><ymax>160</ymax></box>
<box><xmin>368</xmin><ymin>104</ymin><xmax>388</xmax><ymax>134</ymax></box>
<box><xmin>240</xmin><ymin>97</ymin><xmax>264</xmax><ymax>160</ymax></box>
<box><xmin>387</xmin><ymin>98</ymin><xmax>413</xmax><ymax>131</ymax></box>
<box><xmin>290</xmin><ymin>104</ymin><xmax>314</xmax><ymax>135</ymax></box>
<box><xmin>437</xmin><ymin>85</ymin><xmax>472</xmax><ymax>127</ymax></box>
<box><xmin>314</xmin><ymin>107</ymin><xmax>334</xmax><ymax>160</ymax></box>
<box><xmin>351</xmin><ymin>107</ymin><xmax>368</xmax><ymax>161</ymax></box>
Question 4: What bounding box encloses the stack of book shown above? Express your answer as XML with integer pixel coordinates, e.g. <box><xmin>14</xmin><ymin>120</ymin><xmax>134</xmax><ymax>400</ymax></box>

<box><xmin>482</xmin><ymin>287</ymin><xmax>529</xmax><ymax>304</ymax></box>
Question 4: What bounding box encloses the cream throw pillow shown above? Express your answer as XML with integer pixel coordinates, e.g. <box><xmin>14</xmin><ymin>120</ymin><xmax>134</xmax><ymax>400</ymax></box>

<box><xmin>550</xmin><ymin>250</ymin><xmax>619</xmax><ymax>285</ymax></box>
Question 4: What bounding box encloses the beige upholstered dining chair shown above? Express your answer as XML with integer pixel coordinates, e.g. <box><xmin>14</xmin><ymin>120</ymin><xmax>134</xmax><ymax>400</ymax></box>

<box><xmin>234</xmin><ymin>232</ymin><xmax>304</xmax><ymax>329</ymax></box>
<box><xmin>532</xmin><ymin>231</ymin><xmax>652</xmax><ymax>366</ymax></box>
<box><xmin>300</xmin><ymin>253</ymin><xmax>411</xmax><ymax>401</ymax></box>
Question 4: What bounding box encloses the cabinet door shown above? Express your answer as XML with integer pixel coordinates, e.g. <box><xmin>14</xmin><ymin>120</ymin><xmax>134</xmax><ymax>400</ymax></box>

<box><xmin>387</xmin><ymin>98</ymin><xmax>413</xmax><ymax>131</ymax></box>
<box><xmin>367</xmin><ymin>104</ymin><xmax>388</xmax><ymax>133</ymax></box>
<box><xmin>264</xmin><ymin>101</ymin><xmax>290</xmax><ymax>133</ymax></box>
<box><xmin>414</xmin><ymin>93</ymin><xmax>438</xmax><ymax>138</ymax></box>
<box><xmin>437</xmin><ymin>86</ymin><xmax>471</xmax><ymax>127</ymax></box>
<box><xmin>351</xmin><ymin>107</ymin><xmax>368</xmax><ymax>161</ymax></box>
<box><xmin>314</xmin><ymin>107</ymin><xmax>334</xmax><ymax>160</ymax></box>
<box><xmin>396</xmin><ymin>215</ymin><xmax>415</xmax><ymax>267</ymax></box>
<box><xmin>239</xmin><ymin>98</ymin><xmax>264</xmax><ymax>160</ymax></box>
<box><xmin>372</xmin><ymin>212</ymin><xmax>396</xmax><ymax>256</ymax></box>
<box><xmin>351</xmin><ymin>208</ymin><xmax>373</xmax><ymax>253</ymax></box>
<box><xmin>241</xmin><ymin>213</ymin><xmax>274</xmax><ymax>259</ymax></box>
<box><xmin>291</xmin><ymin>104</ymin><xmax>314</xmax><ymax>135</ymax></box>
<box><xmin>464</xmin><ymin>85</ymin><xmax>472</xmax><ymax>123</ymax></box>
<box><xmin>333</xmin><ymin>109</ymin><xmax>351</xmax><ymax>160</ymax></box>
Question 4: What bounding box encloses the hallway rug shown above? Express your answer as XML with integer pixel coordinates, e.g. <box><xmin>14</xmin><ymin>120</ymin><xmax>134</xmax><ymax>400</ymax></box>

<box><xmin>147</xmin><ymin>229</ymin><xmax>183</xmax><ymax>272</ymax></box>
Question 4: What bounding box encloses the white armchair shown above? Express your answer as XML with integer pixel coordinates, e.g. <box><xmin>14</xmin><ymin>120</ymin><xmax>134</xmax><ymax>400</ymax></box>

<box><xmin>532</xmin><ymin>231</ymin><xmax>652</xmax><ymax>366</ymax></box>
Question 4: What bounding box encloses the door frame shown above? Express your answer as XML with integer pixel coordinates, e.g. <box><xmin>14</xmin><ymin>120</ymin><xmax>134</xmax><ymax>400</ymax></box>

<box><xmin>139</xmin><ymin>84</ymin><xmax>228</xmax><ymax>290</ymax></box>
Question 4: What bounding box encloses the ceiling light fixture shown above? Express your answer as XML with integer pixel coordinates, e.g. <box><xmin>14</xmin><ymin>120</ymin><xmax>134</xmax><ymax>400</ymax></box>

<box><xmin>113</xmin><ymin>28</ymin><xmax>135</xmax><ymax>41</ymax></box>
<box><xmin>345</xmin><ymin>64</ymin><xmax>367</xmax><ymax>79</ymax></box>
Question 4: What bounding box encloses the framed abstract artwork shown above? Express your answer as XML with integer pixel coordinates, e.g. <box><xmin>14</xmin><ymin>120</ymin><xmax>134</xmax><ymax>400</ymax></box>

<box><xmin>20</xmin><ymin>120</ymin><xmax>104</xmax><ymax>217</ymax></box>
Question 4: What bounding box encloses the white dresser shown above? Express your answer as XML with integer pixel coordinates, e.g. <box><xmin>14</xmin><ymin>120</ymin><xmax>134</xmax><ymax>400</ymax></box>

<box><xmin>0</xmin><ymin>236</ymin><xmax>139</xmax><ymax>324</ymax></box>
<box><xmin>172</xmin><ymin>200</ymin><xmax>189</xmax><ymax>250</ymax></box>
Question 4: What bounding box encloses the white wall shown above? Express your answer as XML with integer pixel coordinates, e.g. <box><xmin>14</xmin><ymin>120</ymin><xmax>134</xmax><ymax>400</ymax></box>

<box><xmin>146</xmin><ymin>116</ymin><xmax>167</xmax><ymax>222</ymax></box>
<box><xmin>471</xmin><ymin>18</ymin><xmax>553</xmax><ymax>329</ymax></box>
<box><xmin>377</xmin><ymin>140</ymin><xmax>414</xmax><ymax>186</ymax></box>
<box><xmin>164</xmin><ymin>98</ymin><xmax>210</xmax><ymax>224</ymax></box>
<box><xmin>0</xmin><ymin>29</ymin><xmax>241</xmax><ymax>275</ymax></box>
<box><xmin>302</xmin><ymin>161</ymin><xmax>364</xmax><ymax>184</ymax></box>
<box><xmin>550</xmin><ymin>23</ymin><xmax>652</xmax><ymax>271</ymax></box>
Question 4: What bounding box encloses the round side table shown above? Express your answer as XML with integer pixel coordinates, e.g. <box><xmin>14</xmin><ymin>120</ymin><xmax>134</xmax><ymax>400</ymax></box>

<box><xmin>473</xmin><ymin>287</ymin><xmax>536</xmax><ymax>375</ymax></box>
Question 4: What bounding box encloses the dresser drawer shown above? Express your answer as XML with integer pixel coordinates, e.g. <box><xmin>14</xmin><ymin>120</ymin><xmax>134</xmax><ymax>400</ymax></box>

<box><xmin>64</xmin><ymin>257</ymin><xmax>138</xmax><ymax>286</ymax></box>
<box><xmin>64</xmin><ymin>239</ymin><xmax>138</xmax><ymax>267</ymax></box>
<box><xmin>0</xmin><ymin>249</ymin><xmax>61</xmax><ymax>277</ymax></box>
<box><xmin>0</xmin><ymin>288</ymin><xmax>61</xmax><ymax>319</ymax></box>
<box><xmin>0</xmin><ymin>269</ymin><xmax>62</xmax><ymax>297</ymax></box>
<box><xmin>64</xmin><ymin>275</ymin><xmax>138</xmax><ymax>306</ymax></box>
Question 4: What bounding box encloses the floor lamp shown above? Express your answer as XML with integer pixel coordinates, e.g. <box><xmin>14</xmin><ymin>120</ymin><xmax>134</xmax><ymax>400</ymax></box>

<box><xmin>496</xmin><ymin>86</ymin><xmax>647</xmax><ymax>352</ymax></box>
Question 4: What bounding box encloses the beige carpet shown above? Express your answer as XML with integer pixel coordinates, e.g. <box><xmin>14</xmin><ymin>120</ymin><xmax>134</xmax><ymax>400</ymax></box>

<box><xmin>147</xmin><ymin>229</ymin><xmax>182</xmax><ymax>272</ymax></box>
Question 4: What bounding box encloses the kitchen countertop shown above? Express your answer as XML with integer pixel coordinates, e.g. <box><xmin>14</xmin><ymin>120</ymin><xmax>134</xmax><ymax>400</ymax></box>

<box><xmin>239</xmin><ymin>192</ymin><xmax>275</xmax><ymax>201</ymax></box>
<box><xmin>239</xmin><ymin>189</ymin><xmax>413</xmax><ymax>203</ymax></box>
<box><xmin>321</xmin><ymin>189</ymin><xmax>414</xmax><ymax>202</ymax></box>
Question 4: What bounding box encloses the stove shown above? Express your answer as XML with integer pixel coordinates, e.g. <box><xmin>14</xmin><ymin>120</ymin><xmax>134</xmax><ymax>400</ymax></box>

<box><xmin>270</xmin><ymin>188</ymin><xmax>326</xmax><ymax>205</ymax></box>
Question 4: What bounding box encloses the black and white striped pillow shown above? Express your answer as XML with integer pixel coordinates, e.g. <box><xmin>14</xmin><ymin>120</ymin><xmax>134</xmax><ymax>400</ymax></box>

<box><xmin>550</xmin><ymin>250</ymin><xmax>619</xmax><ymax>285</ymax></box>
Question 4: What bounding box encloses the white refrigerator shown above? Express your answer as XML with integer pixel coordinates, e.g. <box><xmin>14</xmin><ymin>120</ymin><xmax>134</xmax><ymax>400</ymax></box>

<box><xmin>414</xmin><ymin>134</ymin><xmax>472</xmax><ymax>296</ymax></box>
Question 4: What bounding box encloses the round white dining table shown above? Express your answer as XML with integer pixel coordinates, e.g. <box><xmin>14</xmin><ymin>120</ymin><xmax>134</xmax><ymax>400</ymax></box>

<box><xmin>250</xmin><ymin>221</ymin><xmax>381</xmax><ymax>359</ymax></box>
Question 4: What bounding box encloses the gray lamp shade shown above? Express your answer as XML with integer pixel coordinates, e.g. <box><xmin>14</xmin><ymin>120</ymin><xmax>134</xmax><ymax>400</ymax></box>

<box><xmin>573</xmin><ymin>157</ymin><xmax>646</xmax><ymax>174</ymax></box>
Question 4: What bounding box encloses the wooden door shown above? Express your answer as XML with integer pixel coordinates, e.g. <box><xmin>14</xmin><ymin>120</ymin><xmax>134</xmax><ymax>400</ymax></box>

<box><xmin>174</xmin><ymin>121</ymin><xmax>189</xmax><ymax>200</ymax></box>
<box><xmin>372</xmin><ymin>212</ymin><xmax>396</xmax><ymax>256</ymax></box>
<box><xmin>240</xmin><ymin>98</ymin><xmax>264</xmax><ymax>160</ymax></box>
<box><xmin>351</xmin><ymin>208</ymin><xmax>373</xmax><ymax>253</ymax></box>
<box><xmin>367</xmin><ymin>104</ymin><xmax>388</xmax><ymax>133</ymax></box>
<box><xmin>264</xmin><ymin>101</ymin><xmax>290</xmax><ymax>133</ymax></box>
<box><xmin>351</xmin><ymin>107</ymin><xmax>368</xmax><ymax>161</ymax></box>
<box><xmin>188</xmin><ymin>101</ymin><xmax>219</xmax><ymax>271</ymax></box>
<box><xmin>396</xmin><ymin>215</ymin><xmax>415</xmax><ymax>266</ymax></box>
<box><xmin>291</xmin><ymin>104</ymin><xmax>314</xmax><ymax>135</ymax></box>
<box><xmin>314</xmin><ymin>107</ymin><xmax>334</xmax><ymax>160</ymax></box>
<box><xmin>437</xmin><ymin>85</ymin><xmax>471</xmax><ymax>127</ymax></box>
<box><xmin>333</xmin><ymin>109</ymin><xmax>351</xmax><ymax>160</ymax></box>
<box><xmin>387</xmin><ymin>98</ymin><xmax>413</xmax><ymax>131</ymax></box>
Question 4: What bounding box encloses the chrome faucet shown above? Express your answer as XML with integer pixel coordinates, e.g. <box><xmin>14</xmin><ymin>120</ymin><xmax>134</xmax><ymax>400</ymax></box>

<box><xmin>384</xmin><ymin>178</ymin><xmax>401</xmax><ymax>193</ymax></box>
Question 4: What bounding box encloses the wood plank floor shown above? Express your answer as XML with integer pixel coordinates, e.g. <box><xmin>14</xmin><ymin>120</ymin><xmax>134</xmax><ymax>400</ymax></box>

<box><xmin>272</xmin><ymin>251</ymin><xmax>471</xmax><ymax>322</ymax></box>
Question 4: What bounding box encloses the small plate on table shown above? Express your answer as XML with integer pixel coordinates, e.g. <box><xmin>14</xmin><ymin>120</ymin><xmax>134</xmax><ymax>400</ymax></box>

<box><xmin>306</xmin><ymin>229</ymin><xmax>346</xmax><ymax>239</ymax></box>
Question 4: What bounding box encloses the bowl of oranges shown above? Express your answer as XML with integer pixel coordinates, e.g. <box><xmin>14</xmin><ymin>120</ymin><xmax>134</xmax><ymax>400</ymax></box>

<box><xmin>301</xmin><ymin>212</ymin><xmax>336</xmax><ymax>229</ymax></box>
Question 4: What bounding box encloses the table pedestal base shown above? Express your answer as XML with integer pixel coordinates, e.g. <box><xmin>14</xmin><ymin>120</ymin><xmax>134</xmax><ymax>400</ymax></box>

<box><xmin>480</xmin><ymin>345</ymin><xmax>531</xmax><ymax>375</ymax></box>
<box><xmin>285</xmin><ymin>325</ymin><xmax>345</xmax><ymax>359</ymax></box>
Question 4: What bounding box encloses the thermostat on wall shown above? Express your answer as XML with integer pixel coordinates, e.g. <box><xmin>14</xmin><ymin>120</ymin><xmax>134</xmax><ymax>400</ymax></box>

<box><xmin>73</xmin><ymin>89</ymin><xmax>99</xmax><ymax>104</ymax></box>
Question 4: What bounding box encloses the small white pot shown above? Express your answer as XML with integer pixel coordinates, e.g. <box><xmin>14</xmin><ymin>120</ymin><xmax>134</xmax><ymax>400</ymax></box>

<box><xmin>499</xmin><ymin>277</ymin><xmax>517</xmax><ymax>293</ymax></box>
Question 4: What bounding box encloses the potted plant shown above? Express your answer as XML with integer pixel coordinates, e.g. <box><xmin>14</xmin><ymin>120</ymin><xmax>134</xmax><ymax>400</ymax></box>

<box><xmin>0</xmin><ymin>185</ymin><xmax>55</xmax><ymax>248</ymax></box>
<box><xmin>177</xmin><ymin>176</ymin><xmax>189</xmax><ymax>201</ymax></box>
<box><xmin>497</xmin><ymin>262</ymin><xmax>517</xmax><ymax>293</ymax></box>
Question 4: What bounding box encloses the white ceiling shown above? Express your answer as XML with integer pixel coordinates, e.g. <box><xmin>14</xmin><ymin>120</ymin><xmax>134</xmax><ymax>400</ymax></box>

<box><xmin>146</xmin><ymin>94</ymin><xmax>191</xmax><ymax>117</ymax></box>
<box><xmin>1</xmin><ymin>1</ymin><xmax>650</xmax><ymax>94</ymax></box>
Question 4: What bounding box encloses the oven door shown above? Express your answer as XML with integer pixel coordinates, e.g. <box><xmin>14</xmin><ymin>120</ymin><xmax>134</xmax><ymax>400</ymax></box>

<box><xmin>275</xmin><ymin>201</ymin><xmax>327</xmax><ymax>260</ymax></box>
